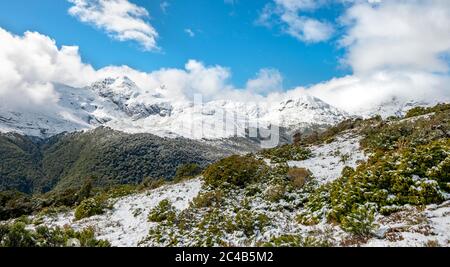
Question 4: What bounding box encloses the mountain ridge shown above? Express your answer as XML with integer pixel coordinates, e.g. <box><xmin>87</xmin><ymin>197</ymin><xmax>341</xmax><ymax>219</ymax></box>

<box><xmin>0</xmin><ymin>76</ymin><xmax>352</xmax><ymax>139</ymax></box>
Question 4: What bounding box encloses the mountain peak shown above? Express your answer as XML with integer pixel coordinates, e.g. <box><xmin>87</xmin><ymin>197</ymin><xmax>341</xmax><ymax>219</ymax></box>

<box><xmin>278</xmin><ymin>93</ymin><xmax>334</xmax><ymax>112</ymax></box>
<box><xmin>91</xmin><ymin>76</ymin><xmax>139</xmax><ymax>94</ymax></box>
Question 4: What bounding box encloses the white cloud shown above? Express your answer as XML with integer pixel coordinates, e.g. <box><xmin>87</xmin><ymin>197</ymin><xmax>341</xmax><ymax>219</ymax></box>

<box><xmin>0</xmin><ymin>28</ymin><xmax>97</xmax><ymax>110</ymax></box>
<box><xmin>258</xmin><ymin>0</ymin><xmax>334</xmax><ymax>43</ymax></box>
<box><xmin>255</xmin><ymin>0</ymin><xmax>450</xmax><ymax>113</ymax></box>
<box><xmin>75</xmin><ymin>60</ymin><xmax>234</xmax><ymax>101</ymax></box>
<box><xmin>300</xmin><ymin>0</ymin><xmax>450</xmax><ymax>112</ymax></box>
<box><xmin>68</xmin><ymin>0</ymin><xmax>159</xmax><ymax>51</ymax></box>
<box><xmin>160</xmin><ymin>1</ymin><xmax>170</xmax><ymax>14</ymax></box>
<box><xmin>301</xmin><ymin>71</ymin><xmax>450</xmax><ymax>113</ymax></box>
<box><xmin>0</xmin><ymin>27</ymin><xmax>238</xmax><ymax>106</ymax></box>
<box><xmin>184</xmin><ymin>28</ymin><xmax>195</xmax><ymax>37</ymax></box>
<box><xmin>246</xmin><ymin>69</ymin><xmax>283</xmax><ymax>95</ymax></box>
<box><xmin>340</xmin><ymin>0</ymin><xmax>450</xmax><ymax>74</ymax></box>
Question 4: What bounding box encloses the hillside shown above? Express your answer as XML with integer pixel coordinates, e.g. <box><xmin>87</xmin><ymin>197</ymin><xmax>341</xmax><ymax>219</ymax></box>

<box><xmin>0</xmin><ymin>127</ymin><xmax>239</xmax><ymax>194</ymax></box>
<box><xmin>1</xmin><ymin>103</ymin><xmax>448</xmax><ymax>247</ymax></box>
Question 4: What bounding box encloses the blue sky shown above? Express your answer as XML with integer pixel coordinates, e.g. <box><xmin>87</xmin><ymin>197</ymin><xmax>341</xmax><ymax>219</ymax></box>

<box><xmin>0</xmin><ymin>0</ymin><xmax>349</xmax><ymax>89</ymax></box>
<box><xmin>1</xmin><ymin>0</ymin><xmax>448</xmax><ymax>113</ymax></box>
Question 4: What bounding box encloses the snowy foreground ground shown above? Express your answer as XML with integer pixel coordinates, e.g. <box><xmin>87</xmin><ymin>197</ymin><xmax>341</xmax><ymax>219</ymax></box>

<box><xmin>40</xmin><ymin>180</ymin><xmax>202</xmax><ymax>247</ymax></box>
<box><xmin>34</xmin><ymin>133</ymin><xmax>450</xmax><ymax>247</ymax></box>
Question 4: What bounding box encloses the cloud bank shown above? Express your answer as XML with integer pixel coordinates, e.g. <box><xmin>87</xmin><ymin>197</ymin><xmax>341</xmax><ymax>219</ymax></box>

<box><xmin>304</xmin><ymin>0</ymin><xmax>450</xmax><ymax>112</ymax></box>
<box><xmin>341</xmin><ymin>0</ymin><xmax>450</xmax><ymax>74</ymax></box>
<box><xmin>0</xmin><ymin>27</ymin><xmax>96</xmax><ymax>110</ymax></box>
<box><xmin>0</xmin><ymin>27</ymin><xmax>274</xmax><ymax>109</ymax></box>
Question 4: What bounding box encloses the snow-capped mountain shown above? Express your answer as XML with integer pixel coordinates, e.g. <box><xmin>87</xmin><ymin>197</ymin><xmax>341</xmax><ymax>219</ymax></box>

<box><xmin>355</xmin><ymin>96</ymin><xmax>433</xmax><ymax>119</ymax></box>
<box><xmin>0</xmin><ymin>76</ymin><xmax>351</xmax><ymax>139</ymax></box>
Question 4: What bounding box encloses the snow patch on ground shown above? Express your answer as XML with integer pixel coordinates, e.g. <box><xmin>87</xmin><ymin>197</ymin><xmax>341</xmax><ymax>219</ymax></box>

<box><xmin>288</xmin><ymin>132</ymin><xmax>367</xmax><ymax>184</ymax></box>
<box><xmin>39</xmin><ymin>179</ymin><xmax>202</xmax><ymax>247</ymax></box>
<box><xmin>365</xmin><ymin>201</ymin><xmax>450</xmax><ymax>247</ymax></box>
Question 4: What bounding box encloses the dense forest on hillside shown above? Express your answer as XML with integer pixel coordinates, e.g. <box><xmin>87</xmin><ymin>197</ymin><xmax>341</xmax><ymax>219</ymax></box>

<box><xmin>0</xmin><ymin>127</ymin><xmax>233</xmax><ymax>194</ymax></box>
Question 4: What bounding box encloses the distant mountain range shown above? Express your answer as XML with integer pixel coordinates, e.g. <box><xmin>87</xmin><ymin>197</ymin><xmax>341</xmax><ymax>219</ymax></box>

<box><xmin>1</xmin><ymin>76</ymin><xmax>351</xmax><ymax>139</ymax></box>
<box><xmin>0</xmin><ymin>76</ymin><xmax>435</xmax><ymax>140</ymax></box>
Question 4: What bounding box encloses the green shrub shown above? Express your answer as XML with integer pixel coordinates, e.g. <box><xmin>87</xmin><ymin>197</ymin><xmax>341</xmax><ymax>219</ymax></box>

<box><xmin>360</xmin><ymin>122</ymin><xmax>414</xmax><ymax>152</ymax></box>
<box><xmin>140</xmin><ymin>177</ymin><xmax>167</xmax><ymax>190</ymax></box>
<box><xmin>44</xmin><ymin>188</ymin><xmax>80</xmax><ymax>208</ymax></box>
<box><xmin>76</xmin><ymin>180</ymin><xmax>93</xmax><ymax>203</ymax></box>
<box><xmin>229</xmin><ymin>210</ymin><xmax>270</xmax><ymax>237</ymax></box>
<box><xmin>261</xmin><ymin>145</ymin><xmax>312</xmax><ymax>163</ymax></box>
<box><xmin>294</xmin><ymin>118</ymin><xmax>367</xmax><ymax>146</ymax></box>
<box><xmin>405</xmin><ymin>103</ymin><xmax>450</xmax><ymax>118</ymax></box>
<box><xmin>299</xmin><ymin>140</ymin><xmax>449</xmax><ymax>233</ymax></box>
<box><xmin>203</xmin><ymin>155</ymin><xmax>268</xmax><ymax>188</ymax></box>
<box><xmin>340</xmin><ymin>204</ymin><xmax>377</xmax><ymax>237</ymax></box>
<box><xmin>0</xmin><ymin>191</ymin><xmax>38</xmax><ymax>221</ymax></box>
<box><xmin>74</xmin><ymin>196</ymin><xmax>108</xmax><ymax>221</ymax></box>
<box><xmin>63</xmin><ymin>226</ymin><xmax>111</xmax><ymax>247</ymax></box>
<box><xmin>191</xmin><ymin>190</ymin><xmax>224</xmax><ymax>208</ymax></box>
<box><xmin>379</xmin><ymin>205</ymin><xmax>403</xmax><ymax>216</ymax></box>
<box><xmin>148</xmin><ymin>199</ymin><xmax>176</xmax><ymax>223</ymax></box>
<box><xmin>264</xmin><ymin>185</ymin><xmax>286</xmax><ymax>202</ymax></box>
<box><xmin>296</xmin><ymin>212</ymin><xmax>320</xmax><ymax>226</ymax></box>
<box><xmin>262</xmin><ymin>234</ymin><xmax>303</xmax><ymax>247</ymax></box>
<box><xmin>103</xmin><ymin>184</ymin><xmax>138</xmax><ymax>199</ymax></box>
<box><xmin>360</xmin><ymin>108</ymin><xmax>449</xmax><ymax>154</ymax></box>
<box><xmin>175</xmin><ymin>164</ymin><xmax>203</xmax><ymax>182</ymax></box>
<box><xmin>244</xmin><ymin>184</ymin><xmax>262</xmax><ymax>197</ymax></box>
<box><xmin>287</xmin><ymin>168</ymin><xmax>312</xmax><ymax>189</ymax></box>
<box><xmin>262</xmin><ymin>232</ymin><xmax>334</xmax><ymax>247</ymax></box>
<box><xmin>271</xmin><ymin>163</ymin><xmax>289</xmax><ymax>175</ymax></box>
<box><xmin>0</xmin><ymin>222</ymin><xmax>35</xmax><ymax>247</ymax></box>
<box><xmin>0</xmin><ymin>222</ymin><xmax>110</xmax><ymax>247</ymax></box>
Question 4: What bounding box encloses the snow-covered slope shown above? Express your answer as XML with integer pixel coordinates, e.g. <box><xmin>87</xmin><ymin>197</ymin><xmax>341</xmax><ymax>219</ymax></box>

<box><xmin>355</xmin><ymin>97</ymin><xmax>433</xmax><ymax>119</ymax></box>
<box><xmin>0</xmin><ymin>76</ymin><xmax>348</xmax><ymax>139</ymax></box>
<box><xmin>38</xmin><ymin>179</ymin><xmax>202</xmax><ymax>247</ymax></box>
<box><xmin>20</xmin><ymin>132</ymin><xmax>449</xmax><ymax>247</ymax></box>
<box><xmin>288</xmin><ymin>132</ymin><xmax>367</xmax><ymax>184</ymax></box>
<box><xmin>0</xmin><ymin>85</ymin><xmax>97</xmax><ymax>137</ymax></box>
